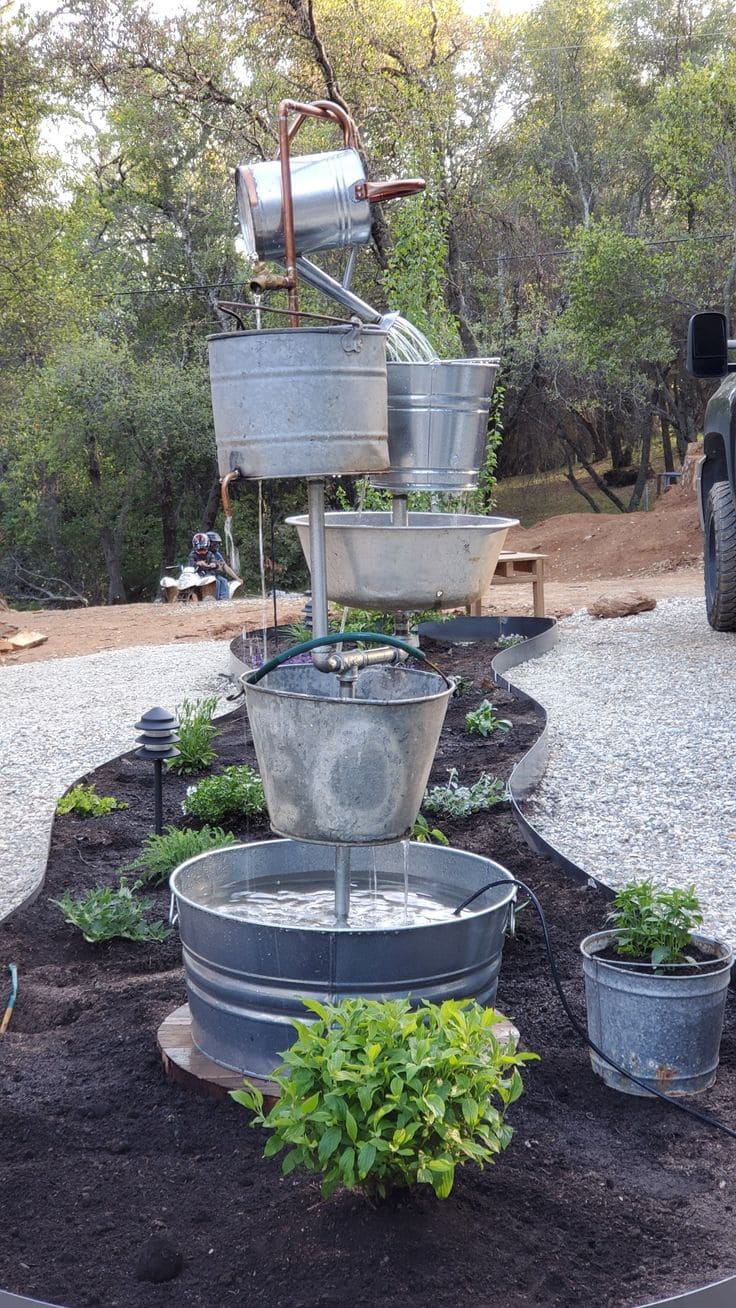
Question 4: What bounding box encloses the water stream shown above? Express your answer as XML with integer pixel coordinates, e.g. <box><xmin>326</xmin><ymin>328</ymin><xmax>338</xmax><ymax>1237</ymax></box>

<box><xmin>385</xmin><ymin>316</ymin><xmax>438</xmax><ymax>364</ymax></box>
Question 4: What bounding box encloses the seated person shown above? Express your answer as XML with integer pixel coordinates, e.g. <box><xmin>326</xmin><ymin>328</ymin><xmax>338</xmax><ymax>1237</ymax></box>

<box><xmin>207</xmin><ymin>531</ymin><xmax>241</xmax><ymax>600</ymax></box>
<box><xmin>187</xmin><ymin>532</ymin><xmax>219</xmax><ymax>593</ymax></box>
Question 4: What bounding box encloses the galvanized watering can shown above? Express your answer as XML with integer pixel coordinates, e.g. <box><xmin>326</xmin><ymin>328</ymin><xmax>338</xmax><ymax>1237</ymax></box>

<box><xmin>236</xmin><ymin>99</ymin><xmax>424</xmax><ymax>262</ymax></box>
<box><xmin>208</xmin><ymin>322</ymin><xmax>390</xmax><ymax>480</ymax></box>
<box><xmin>243</xmin><ymin>662</ymin><xmax>452</xmax><ymax>845</ymax></box>
<box><xmin>370</xmin><ymin>357</ymin><xmax>501</xmax><ymax>493</ymax></box>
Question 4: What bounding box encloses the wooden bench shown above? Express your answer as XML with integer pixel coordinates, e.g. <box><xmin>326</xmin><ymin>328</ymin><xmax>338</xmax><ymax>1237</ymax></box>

<box><xmin>466</xmin><ymin>551</ymin><xmax>548</xmax><ymax>618</ymax></box>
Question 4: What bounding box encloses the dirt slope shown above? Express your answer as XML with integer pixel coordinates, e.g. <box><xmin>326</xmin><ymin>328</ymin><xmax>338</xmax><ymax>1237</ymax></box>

<box><xmin>0</xmin><ymin>490</ymin><xmax>705</xmax><ymax>663</ymax></box>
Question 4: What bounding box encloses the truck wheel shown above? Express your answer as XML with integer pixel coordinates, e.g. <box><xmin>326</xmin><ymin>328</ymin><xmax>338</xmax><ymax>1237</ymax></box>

<box><xmin>704</xmin><ymin>480</ymin><xmax>736</xmax><ymax>631</ymax></box>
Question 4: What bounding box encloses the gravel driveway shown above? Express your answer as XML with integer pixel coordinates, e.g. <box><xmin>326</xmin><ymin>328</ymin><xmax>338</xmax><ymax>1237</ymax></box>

<box><xmin>0</xmin><ymin>642</ymin><xmax>231</xmax><ymax>919</ymax></box>
<box><xmin>510</xmin><ymin>596</ymin><xmax>736</xmax><ymax>947</ymax></box>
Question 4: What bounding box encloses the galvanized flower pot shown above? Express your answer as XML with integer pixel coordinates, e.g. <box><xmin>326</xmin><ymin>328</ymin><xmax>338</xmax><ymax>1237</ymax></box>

<box><xmin>580</xmin><ymin>929</ymin><xmax>733</xmax><ymax>1097</ymax></box>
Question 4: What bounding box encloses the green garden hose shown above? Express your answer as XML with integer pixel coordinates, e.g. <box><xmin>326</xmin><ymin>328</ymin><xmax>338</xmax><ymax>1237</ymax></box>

<box><xmin>244</xmin><ymin>631</ymin><xmax>452</xmax><ymax>688</ymax></box>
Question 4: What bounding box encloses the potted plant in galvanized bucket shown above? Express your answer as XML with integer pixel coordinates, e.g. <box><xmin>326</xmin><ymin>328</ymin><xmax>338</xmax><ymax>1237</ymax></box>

<box><xmin>580</xmin><ymin>880</ymin><xmax>733</xmax><ymax>1097</ymax></box>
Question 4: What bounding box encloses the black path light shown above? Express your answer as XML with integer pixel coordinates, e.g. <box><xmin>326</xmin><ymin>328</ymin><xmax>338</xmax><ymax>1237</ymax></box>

<box><xmin>135</xmin><ymin>707</ymin><xmax>179</xmax><ymax>836</ymax></box>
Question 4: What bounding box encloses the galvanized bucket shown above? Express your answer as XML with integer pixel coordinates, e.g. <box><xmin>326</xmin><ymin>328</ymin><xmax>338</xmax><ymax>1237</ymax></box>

<box><xmin>236</xmin><ymin>148</ymin><xmax>372</xmax><ymax>261</ymax></box>
<box><xmin>286</xmin><ymin>510</ymin><xmax>518</xmax><ymax>611</ymax></box>
<box><xmin>369</xmin><ymin>358</ymin><xmax>500</xmax><ymax>493</ymax></box>
<box><xmin>243</xmin><ymin>662</ymin><xmax>452</xmax><ymax>844</ymax></box>
<box><xmin>581</xmin><ymin>929</ymin><xmax>734</xmax><ymax>1096</ymax></box>
<box><xmin>170</xmin><ymin>838</ymin><xmax>516</xmax><ymax>1077</ymax></box>
<box><xmin>207</xmin><ymin>325</ymin><xmax>389</xmax><ymax>481</ymax></box>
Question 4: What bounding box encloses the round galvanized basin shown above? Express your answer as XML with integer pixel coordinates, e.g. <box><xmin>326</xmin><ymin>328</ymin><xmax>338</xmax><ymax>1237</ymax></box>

<box><xmin>243</xmin><ymin>662</ymin><xmax>452</xmax><ymax>844</ymax></box>
<box><xmin>369</xmin><ymin>358</ymin><xmax>500</xmax><ymax>493</ymax></box>
<box><xmin>208</xmin><ymin>325</ymin><xmax>389</xmax><ymax>481</ymax></box>
<box><xmin>286</xmin><ymin>510</ymin><xmax>519</xmax><ymax>610</ymax></box>
<box><xmin>170</xmin><ymin>838</ymin><xmax>517</xmax><ymax>1078</ymax></box>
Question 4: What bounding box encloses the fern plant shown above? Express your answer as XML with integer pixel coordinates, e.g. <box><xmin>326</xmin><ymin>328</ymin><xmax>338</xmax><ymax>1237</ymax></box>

<box><xmin>127</xmin><ymin>825</ymin><xmax>236</xmax><ymax>885</ymax></box>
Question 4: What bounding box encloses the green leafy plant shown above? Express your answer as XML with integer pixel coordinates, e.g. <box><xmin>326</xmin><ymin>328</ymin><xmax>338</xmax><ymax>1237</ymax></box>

<box><xmin>52</xmin><ymin>879</ymin><xmax>170</xmax><ymax>944</ymax></box>
<box><xmin>464</xmin><ymin>700</ymin><xmax>512</xmax><ymax>738</ymax></box>
<box><xmin>56</xmin><ymin>783</ymin><xmax>128</xmax><ymax>817</ymax></box>
<box><xmin>182</xmin><ymin>765</ymin><xmax>267</xmax><ymax>823</ymax></box>
<box><xmin>126</xmin><ymin>824</ymin><xmax>236</xmax><ymax>885</ymax></box>
<box><xmin>451</xmin><ymin>674</ymin><xmax>474</xmax><ymax>697</ymax></box>
<box><xmin>495</xmin><ymin>634</ymin><xmax>525</xmax><ymax>650</ymax></box>
<box><xmin>285</xmin><ymin>619</ymin><xmax>313</xmax><ymax>645</ymax></box>
<box><xmin>167</xmin><ymin>696</ymin><xmax>218</xmax><ymax>775</ymax></box>
<box><xmin>411</xmin><ymin>814</ymin><xmax>450</xmax><ymax>846</ymax></box>
<box><xmin>341</xmin><ymin>608</ymin><xmax>392</xmax><ymax>634</ymax></box>
<box><xmin>232</xmin><ymin>996</ymin><xmax>536</xmax><ymax>1200</ymax></box>
<box><xmin>606</xmin><ymin>880</ymin><xmax>704</xmax><ymax>967</ymax></box>
<box><xmin>423</xmin><ymin>769</ymin><xmax>506</xmax><ymax>818</ymax></box>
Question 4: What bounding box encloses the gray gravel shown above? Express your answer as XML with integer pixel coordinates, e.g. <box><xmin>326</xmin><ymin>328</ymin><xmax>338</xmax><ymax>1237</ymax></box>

<box><xmin>0</xmin><ymin>642</ymin><xmax>231</xmax><ymax>920</ymax></box>
<box><xmin>509</xmin><ymin>597</ymin><xmax>736</xmax><ymax>947</ymax></box>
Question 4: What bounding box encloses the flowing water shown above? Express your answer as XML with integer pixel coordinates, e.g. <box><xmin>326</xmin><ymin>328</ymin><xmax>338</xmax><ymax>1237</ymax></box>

<box><xmin>206</xmin><ymin>873</ymin><xmax>470</xmax><ymax>929</ymax></box>
<box><xmin>223</xmin><ymin>513</ymin><xmax>240</xmax><ymax>575</ymax></box>
<box><xmin>385</xmin><ymin>316</ymin><xmax>438</xmax><ymax>364</ymax></box>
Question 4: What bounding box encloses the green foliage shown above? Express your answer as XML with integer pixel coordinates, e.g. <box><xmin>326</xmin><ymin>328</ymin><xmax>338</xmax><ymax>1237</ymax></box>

<box><xmin>182</xmin><ymin>766</ymin><xmax>266</xmax><ymax>824</ymax></box>
<box><xmin>231</xmin><ymin>996</ymin><xmax>536</xmax><ymax>1200</ymax></box>
<box><xmin>285</xmin><ymin>619</ymin><xmax>313</xmax><ymax>645</ymax></box>
<box><xmin>423</xmin><ymin>769</ymin><xmax>506</xmax><ymax>818</ymax></box>
<box><xmin>607</xmin><ymin>880</ymin><xmax>704</xmax><ymax>967</ymax></box>
<box><xmin>168</xmin><ymin>696</ymin><xmax>218</xmax><ymax>776</ymax></box>
<box><xmin>383</xmin><ymin>195</ymin><xmax>462</xmax><ymax>358</ymax></box>
<box><xmin>56</xmin><ymin>784</ymin><xmax>128</xmax><ymax>818</ymax></box>
<box><xmin>464</xmin><ymin>700</ymin><xmax>512</xmax><ymax>738</ymax></box>
<box><xmin>126</xmin><ymin>824</ymin><xmax>236</xmax><ymax>885</ymax></box>
<box><xmin>495</xmin><ymin>634</ymin><xmax>525</xmax><ymax>650</ymax></box>
<box><xmin>411</xmin><ymin>815</ymin><xmax>449</xmax><ymax>846</ymax></box>
<box><xmin>52</xmin><ymin>880</ymin><xmax>170</xmax><ymax>944</ymax></box>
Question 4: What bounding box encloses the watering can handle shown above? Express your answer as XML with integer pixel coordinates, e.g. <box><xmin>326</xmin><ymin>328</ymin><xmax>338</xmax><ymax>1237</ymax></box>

<box><xmin>279</xmin><ymin>99</ymin><xmax>359</xmax><ymax>152</ymax></box>
<box><xmin>357</xmin><ymin>179</ymin><xmax>426</xmax><ymax>203</ymax></box>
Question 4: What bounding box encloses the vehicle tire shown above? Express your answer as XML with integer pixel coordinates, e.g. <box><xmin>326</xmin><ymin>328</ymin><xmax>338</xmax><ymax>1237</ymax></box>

<box><xmin>178</xmin><ymin>590</ymin><xmax>201</xmax><ymax>604</ymax></box>
<box><xmin>704</xmin><ymin>480</ymin><xmax>736</xmax><ymax>631</ymax></box>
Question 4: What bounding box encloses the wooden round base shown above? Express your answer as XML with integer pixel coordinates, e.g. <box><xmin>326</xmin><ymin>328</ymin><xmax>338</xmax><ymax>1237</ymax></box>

<box><xmin>157</xmin><ymin>1003</ymin><xmax>281</xmax><ymax>1103</ymax></box>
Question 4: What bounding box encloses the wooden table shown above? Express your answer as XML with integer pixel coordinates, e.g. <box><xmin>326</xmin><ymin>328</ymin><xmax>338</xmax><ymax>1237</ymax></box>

<box><xmin>466</xmin><ymin>550</ymin><xmax>548</xmax><ymax>618</ymax></box>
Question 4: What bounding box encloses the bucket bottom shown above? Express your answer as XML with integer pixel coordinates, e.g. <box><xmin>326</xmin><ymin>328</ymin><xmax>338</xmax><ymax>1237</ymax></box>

<box><xmin>588</xmin><ymin>1049</ymin><xmax>719</xmax><ymax>1097</ymax></box>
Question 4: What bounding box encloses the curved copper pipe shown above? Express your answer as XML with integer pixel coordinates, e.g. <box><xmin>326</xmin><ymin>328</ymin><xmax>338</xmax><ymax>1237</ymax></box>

<box><xmin>220</xmin><ymin>469</ymin><xmax>243</xmax><ymax>517</ymax></box>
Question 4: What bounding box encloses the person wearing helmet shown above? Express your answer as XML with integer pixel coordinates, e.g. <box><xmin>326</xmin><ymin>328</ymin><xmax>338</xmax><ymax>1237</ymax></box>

<box><xmin>206</xmin><ymin>531</ymin><xmax>240</xmax><ymax>600</ymax></box>
<box><xmin>187</xmin><ymin>532</ymin><xmax>219</xmax><ymax>589</ymax></box>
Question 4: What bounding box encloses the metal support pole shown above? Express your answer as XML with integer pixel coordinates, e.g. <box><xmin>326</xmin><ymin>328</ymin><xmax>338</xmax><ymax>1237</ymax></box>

<box><xmin>154</xmin><ymin>759</ymin><xmax>163</xmax><ymax>836</ymax></box>
<box><xmin>335</xmin><ymin>845</ymin><xmax>351</xmax><ymax>926</ymax></box>
<box><xmin>307</xmin><ymin>478</ymin><xmax>329</xmax><ymax>639</ymax></box>
<box><xmin>391</xmin><ymin>492</ymin><xmax>408</xmax><ymax>526</ymax></box>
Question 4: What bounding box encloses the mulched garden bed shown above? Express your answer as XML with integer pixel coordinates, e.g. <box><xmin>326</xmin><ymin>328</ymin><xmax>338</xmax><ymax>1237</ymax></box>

<box><xmin>1</xmin><ymin>636</ymin><xmax>734</xmax><ymax>1308</ymax></box>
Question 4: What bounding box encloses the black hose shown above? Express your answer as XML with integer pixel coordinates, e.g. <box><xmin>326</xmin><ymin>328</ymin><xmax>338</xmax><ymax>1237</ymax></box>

<box><xmin>455</xmin><ymin>878</ymin><xmax>736</xmax><ymax>1141</ymax></box>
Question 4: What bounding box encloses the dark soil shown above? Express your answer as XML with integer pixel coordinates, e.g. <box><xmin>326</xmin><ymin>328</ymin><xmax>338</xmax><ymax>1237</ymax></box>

<box><xmin>1</xmin><ymin>637</ymin><xmax>734</xmax><ymax>1308</ymax></box>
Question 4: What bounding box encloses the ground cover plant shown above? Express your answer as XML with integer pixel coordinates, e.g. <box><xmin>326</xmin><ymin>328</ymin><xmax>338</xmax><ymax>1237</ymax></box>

<box><xmin>56</xmin><ymin>783</ymin><xmax>127</xmax><ymax>817</ymax></box>
<box><xmin>2</xmin><ymin>636</ymin><xmax>735</xmax><ymax>1308</ymax></box>
<box><xmin>411</xmin><ymin>814</ymin><xmax>449</xmax><ymax>845</ymax></box>
<box><xmin>232</xmin><ymin>996</ymin><xmax>536</xmax><ymax>1200</ymax></box>
<box><xmin>423</xmin><ymin>767</ymin><xmax>506</xmax><ymax>818</ymax></box>
<box><xmin>168</xmin><ymin>697</ymin><xmax>219</xmax><ymax>775</ymax></box>
<box><xmin>182</xmin><ymin>765</ymin><xmax>266</xmax><ymax>823</ymax></box>
<box><xmin>127</xmin><ymin>825</ymin><xmax>236</xmax><ymax>885</ymax></box>
<box><xmin>464</xmin><ymin>700</ymin><xmax>512</xmax><ymax>737</ymax></box>
<box><xmin>52</xmin><ymin>879</ymin><xmax>170</xmax><ymax>944</ymax></box>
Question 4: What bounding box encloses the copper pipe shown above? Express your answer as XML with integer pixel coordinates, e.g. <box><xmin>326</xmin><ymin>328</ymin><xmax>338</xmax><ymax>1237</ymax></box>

<box><xmin>220</xmin><ymin>469</ymin><xmax>243</xmax><ymax>518</ymax></box>
<box><xmin>277</xmin><ymin>100</ymin><xmax>300</xmax><ymax>325</ymax></box>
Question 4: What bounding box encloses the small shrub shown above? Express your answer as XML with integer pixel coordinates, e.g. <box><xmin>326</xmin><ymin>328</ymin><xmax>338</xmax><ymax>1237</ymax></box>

<box><xmin>56</xmin><ymin>784</ymin><xmax>128</xmax><ymax>818</ymax></box>
<box><xmin>464</xmin><ymin>700</ymin><xmax>512</xmax><ymax>738</ymax></box>
<box><xmin>451</xmin><ymin>674</ymin><xmax>474</xmax><ymax>697</ymax></box>
<box><xmin>495</xmin><ymin>634</ymin><xmax>524</xmax><ymax>650</ymax></box>
<box><xmin>412</xmin><ymin>815</ymin><xmax>449</xmax><ymax>846</ymax></box>
<box><xmin>127</xmin><ymin>824</ymin><xmax>236</xmax><ymax>885</ymax></box>
<box><xmin>168</xmin><ymin>696</ymin><xmax>219</xmax><ymax>775</ymax></box>
<box><xmin>285</xmin><ymin>619</ymin><xmax>313</xmax><ymax>645</ymax></box>
<box><xmin>182</xmin><ymin>765</ymin><xmax>267</xmax><ymax>823</ymax></box>
<box><xmin>342</xmin><ymin>608</ymin><xmax>392</xmax><ymax>634</ymax></box>
<box><xmin>423</xmin><ymin>768</ymin><xmax>506</xmax><ymax>818</ymax></box>
<box><xmin>232</xmin><ymin>996</ymin><xmax>536</xmax><ymax>1200</ymax></box>
<box><xmin>606</xmin><ymin>880</ymin><xmax>703</xmax><ymax>967</ymax></box>
<box><xmin>52</xmin><ymin>880</ymin><xmax>170</xmax><ymax>944</ymax></box>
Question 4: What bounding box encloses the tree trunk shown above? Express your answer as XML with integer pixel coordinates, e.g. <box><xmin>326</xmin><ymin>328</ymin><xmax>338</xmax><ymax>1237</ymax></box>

<box><xmin>160</xmin><ymin>474</ymin><xmax>178</xmax><ymax>569</ymax></box>
<box><xmin>446</xmin><ymin>220</ymin><xmax>479</xmax><ymax>356</ymax></box>
<box><xmin>660</xmin><ymin>414</ymin><xmax>674</xmax><ymax>473</ymax></box>
<box><xmin>627</xmin><ymin>411</ymin><xmax>653</xmax><ymax>512</ymax></box>
<box><xmin>564</xmin><ymin>456</ymin><xmax>600</xmax><ymax>512</ymax></box>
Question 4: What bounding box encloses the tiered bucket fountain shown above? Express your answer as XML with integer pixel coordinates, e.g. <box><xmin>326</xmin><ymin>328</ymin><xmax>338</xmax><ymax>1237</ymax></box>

<box><xmin>170</xmin><ymin>99</ymin><xmax>518</xmax><ymax>1078</ymax></box>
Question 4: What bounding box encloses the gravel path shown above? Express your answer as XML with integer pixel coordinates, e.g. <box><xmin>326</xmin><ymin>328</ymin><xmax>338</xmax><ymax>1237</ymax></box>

<box><xmin>0</xmin><ymin>642</ymin><xmax>231</xmax><ymax>920</ymax></box>
<box><xmin>509</xmin><ymin>597</ymin><xmax>736</xmax><ymax>947</ymax></box>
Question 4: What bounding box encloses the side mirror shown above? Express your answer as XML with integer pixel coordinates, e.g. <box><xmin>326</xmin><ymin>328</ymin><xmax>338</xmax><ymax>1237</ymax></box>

<box><xmin>686</xmin><ymin>312</ymin><xmax>728</xmax><ymax>377</ymax></box>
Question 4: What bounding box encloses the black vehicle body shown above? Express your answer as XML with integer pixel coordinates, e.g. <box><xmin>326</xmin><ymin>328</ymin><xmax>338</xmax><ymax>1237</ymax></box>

<box><xmin>686</xmin><ymin>312</ymin><xmax>736</xmax><ymax>631</ymax></box>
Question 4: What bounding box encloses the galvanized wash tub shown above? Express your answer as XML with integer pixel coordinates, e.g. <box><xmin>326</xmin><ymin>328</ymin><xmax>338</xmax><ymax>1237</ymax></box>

<box><xmin>287</xmin><ymin>510</ymin><xmax>519</xmax><ymax>610</ymax></box>
<box><xmin>169</xmin><ymin>838</ymin><xmax>516</xmax><ymax>1078</ymax></box>
<box><xmin>581</xmin><ymin>930</ymin><xmax>734</xmax><ymax>1096</ymax></box>
<box><xmin>243</xmin><ymin>663</ymin><xmax>452</xmax><ymax>844</ymax></box>
<box><xmin>207</xmin><ymin>325</ymin><xmax>389</xmax><ymax>481</ymax></box>
<box><xmin>369</xmin><ymin>358</ymin><xmax>500</xmax><ymax>493</ymax></box>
